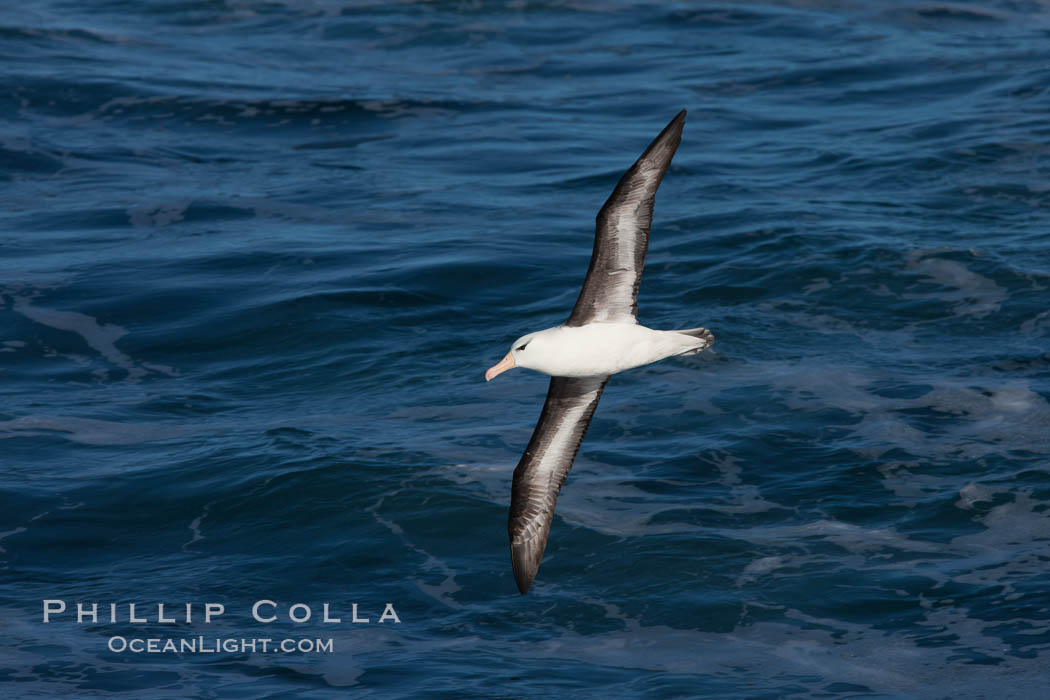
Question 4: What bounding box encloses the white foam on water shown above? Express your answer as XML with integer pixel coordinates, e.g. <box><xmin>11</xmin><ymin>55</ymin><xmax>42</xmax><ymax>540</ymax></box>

<box><xmin>480</xmin><ymin>595</ymin><xmax>1046</xmax><ymax>697</ymax></box>
<box><xmin>905</xmin><ymin>250</ymin><xmax>1008</xmax><ymax>318</ymax></box>
<box><xmin>9</xmin><ymin>290</ymin><xmax>177</xmax><ymax>381</ymax></box>
<box><xmin>182</xmin><ymin>501</ymin><xmax>212</xmax><ymax>553</ymax></box>
<box><xmin>365</xmin><ymin>487</ymin><xmax>464</xmax><ymax>611</ymax></box>
<box><xmin>0</xmin><ymin>415</ymin><xmax>192</xmax><ymax>446</ymax></box>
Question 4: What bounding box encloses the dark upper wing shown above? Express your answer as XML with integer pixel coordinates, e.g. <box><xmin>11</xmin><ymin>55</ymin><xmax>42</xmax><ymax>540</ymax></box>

<box><xmin>565</xmin><ymin>110</ymin><xmax>686</xmax><ymax>327</ymax></box>
<box><xmin>508</xmin><ymin>375</ymin><xmax>608</xmax><ymax>594</ymax></box>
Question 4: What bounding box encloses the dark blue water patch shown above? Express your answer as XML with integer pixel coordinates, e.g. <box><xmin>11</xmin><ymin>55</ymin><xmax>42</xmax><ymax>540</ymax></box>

<box><xmin>0</xmin><ymin>143</ymin><xmax>65</xmax><ymax>179</ymax></box>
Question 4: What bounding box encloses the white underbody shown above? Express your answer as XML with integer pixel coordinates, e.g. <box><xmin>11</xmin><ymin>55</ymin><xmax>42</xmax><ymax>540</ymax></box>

<box><xmin>514</xmin><ymin>323</ymin><xmax>708</xmax><ymax>378</ymax></box>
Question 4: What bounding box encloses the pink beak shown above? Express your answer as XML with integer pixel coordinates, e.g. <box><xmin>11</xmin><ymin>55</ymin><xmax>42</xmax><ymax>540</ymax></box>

<box><xmin>485</xmin><ymin>352</ymin><xmax>516</xmax><ymax>381</ymax></box>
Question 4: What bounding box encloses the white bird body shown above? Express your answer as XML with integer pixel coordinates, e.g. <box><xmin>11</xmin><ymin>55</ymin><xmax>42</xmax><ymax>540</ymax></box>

<box><xmin>512</xmin><ymin>323</ymin><xmax>710</xmax><ymax>378</ymax></box>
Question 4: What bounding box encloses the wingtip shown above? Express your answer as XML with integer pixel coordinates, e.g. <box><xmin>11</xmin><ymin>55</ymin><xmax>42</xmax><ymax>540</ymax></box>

<box><xmin>613</xmin><ymin>109</ymin><xmax>682</xmax><ymax>179</ymax></box>
<box><xmin>510</xmin><ymin>538</ymin><xmax>541</xmax><ymax>595</ymax></box>
<box><xmin>666</xmin><ymin>109</ymin><xmax>686</xmax><ymax>131</ymax></box>
<box><xmin>514</xmin><ymin>569</ymin><xmax>535</xmax><ymax>595</ymax></box>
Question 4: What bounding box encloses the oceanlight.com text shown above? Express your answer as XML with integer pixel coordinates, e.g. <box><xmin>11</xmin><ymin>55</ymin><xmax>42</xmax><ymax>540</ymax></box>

<box><xmin>107</xmin><ymin>635</ymin><xmax>335</xmax><ymax>654</ymax></box>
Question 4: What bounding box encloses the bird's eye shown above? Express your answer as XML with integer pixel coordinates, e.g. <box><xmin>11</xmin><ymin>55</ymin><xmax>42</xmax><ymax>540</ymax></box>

<box><xmin>515</xmin><ymin>342</ymin><xmax>529</xmax><ymax>352</ymax></box>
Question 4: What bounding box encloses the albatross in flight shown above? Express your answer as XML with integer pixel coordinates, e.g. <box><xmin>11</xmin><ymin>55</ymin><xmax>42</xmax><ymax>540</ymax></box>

<box><xmin>485</xmin><ymin>110</ymin><xmax>714</xmax><ymax>594</ymax></box>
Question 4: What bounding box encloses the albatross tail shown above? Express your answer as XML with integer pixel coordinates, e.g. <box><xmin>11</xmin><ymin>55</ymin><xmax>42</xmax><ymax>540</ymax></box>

<box><xmin>672</xmin><ymin>327</ymin><xmax>714</xmax><ymax>355</ymax></box>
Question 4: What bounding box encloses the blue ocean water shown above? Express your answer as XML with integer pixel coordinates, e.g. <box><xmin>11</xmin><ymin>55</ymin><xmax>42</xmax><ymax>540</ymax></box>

<box><xmin>2</xmin><ymin>0</ymin><xmax>1050</xmax><ymax>696</ymax></box>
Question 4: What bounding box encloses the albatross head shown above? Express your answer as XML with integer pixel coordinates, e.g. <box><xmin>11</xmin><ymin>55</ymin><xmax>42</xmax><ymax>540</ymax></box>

<box><xmin>484</xmin><ymin>329</ymin><xmax>552</xmax><ymax>381</ymax></box>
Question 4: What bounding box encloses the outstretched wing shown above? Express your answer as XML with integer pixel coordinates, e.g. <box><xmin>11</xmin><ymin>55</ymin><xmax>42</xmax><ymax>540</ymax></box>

<box><xmin>508</xmin><ymin>375</ymin><xmax>609</xmax><ymax>594</ymax></box>
<box><xmin>565</xmin><ymin>109</ymin><xmax>686</xmax><ymax>327</ymax></box>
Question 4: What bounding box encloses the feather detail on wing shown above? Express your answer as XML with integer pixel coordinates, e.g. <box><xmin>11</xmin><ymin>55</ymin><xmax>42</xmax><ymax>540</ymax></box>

<box><xmin>508</xmin><ymin>375</ymin><xmax>608</xmax><ymax>594</ymax></box>
<box><xmin>565</xmin><ymin>109</ymin><xmax>686</xmax><ymax>327</ymax></box>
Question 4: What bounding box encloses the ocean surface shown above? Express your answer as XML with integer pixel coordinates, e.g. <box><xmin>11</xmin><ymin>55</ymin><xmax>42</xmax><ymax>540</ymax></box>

<box><xmin>2</xmin><ymin>1</ymin><xmax>1050</xmax><ymax>697</ymax></box>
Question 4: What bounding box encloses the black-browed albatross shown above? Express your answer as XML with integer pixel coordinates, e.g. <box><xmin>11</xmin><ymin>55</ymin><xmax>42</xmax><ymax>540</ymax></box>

<box><xmin>485</xmin><ymin>110</ymin><xmax>714</xmax><ymax>594</ymax></box>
